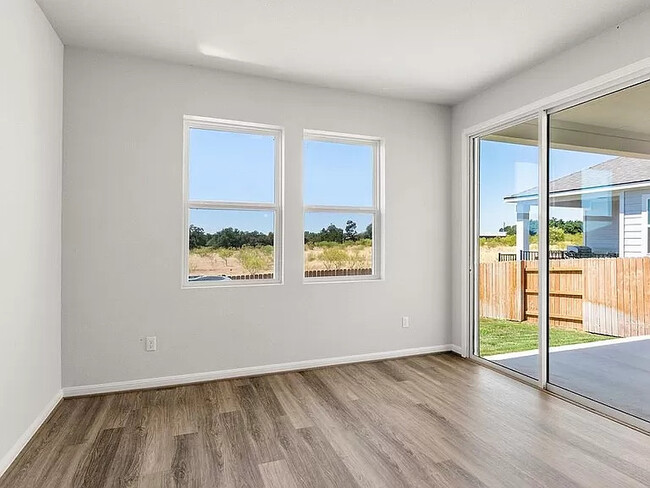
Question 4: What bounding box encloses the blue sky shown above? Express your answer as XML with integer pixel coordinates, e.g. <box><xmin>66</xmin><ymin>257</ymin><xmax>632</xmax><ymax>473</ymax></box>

<box><xmin>303</xmin><ymin>140</ymin><xmax>373</xmax><ymax>207</ymax></box>
<box><xmin>189</xmin><ymin>129</ymin><xmax>373</xmax><ymax>233</ymax></box>
<box><xmin>479</xmin><ymin>140</ymin><xmax>614</xmax><ymax>233</ymax></box>
<box><xmin>189</xmin><ymin>128</ymin><xmax>275</xmax><ymax>203</ymax></box>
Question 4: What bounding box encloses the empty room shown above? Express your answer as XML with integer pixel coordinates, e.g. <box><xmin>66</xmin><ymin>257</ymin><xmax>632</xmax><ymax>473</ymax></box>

<box><xmin>2</xmin><ymin>0</ymin><xmax>650</xmax><ymax>486</ymax></box>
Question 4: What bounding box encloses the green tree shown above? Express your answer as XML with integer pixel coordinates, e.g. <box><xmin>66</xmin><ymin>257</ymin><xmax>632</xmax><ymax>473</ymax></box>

<box><xmin>304</xmin><ymin>231</ymin><xmax>319</xmax><ymax>244</ymax></box>
<box><xmin>320</xmin><ymin>224</ymin><xmax>344</xmax><ymax>243</ymax></box>
<box><xmin>205</xmin><ymin>228</ymin><xmax>274</xmax><ymax>248</ymax></box>
<box><xmin>189</xmin><ymin>225</ymin><xmax>207</xmax><ymax>249</ymax></box>
<box><xmin>207</xmin><ymin>227</ymin><xmax>241</xmax><ymax>248</ymax></box>
<box><xmin>344</xmin><ymin>220</ymin><xmax>358</xmax><ymax>241</ymax></box>
<box><xmin>548</xmin><ymin>217</ymin><xmax>583</xmax><ymax>234</ymax></box>
<box><xmin>563</xmin><ymin>220</ymin><xmax>583</xmax><ymax>234</ymax></box>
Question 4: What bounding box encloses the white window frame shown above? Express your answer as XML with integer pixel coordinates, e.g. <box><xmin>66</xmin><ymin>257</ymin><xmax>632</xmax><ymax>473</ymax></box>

<box><xmin>182</xmin><ymin>115</ymin><xmax>284</xmax><ymax>288</ymax></box>
<box><xmin>642</xmin><ymin>194</ymin><xmax>650</xmax><ymax>255</ymax></box>
<box><xmin>302</xmin><ymin>129</ymin><xmax>384</xmax><ymax>283</ymax></box>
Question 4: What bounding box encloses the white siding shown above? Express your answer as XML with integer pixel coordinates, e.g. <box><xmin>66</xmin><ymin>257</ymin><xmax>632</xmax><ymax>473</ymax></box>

<box><xmin>623</xmin><ymin>190</ymin><xmax>646</xmax><ymax>256</ymax></box>
<box><xmin>584</xmin><ymin>195</ymin><xmax>619</xmax><ymax>254</ymax></box>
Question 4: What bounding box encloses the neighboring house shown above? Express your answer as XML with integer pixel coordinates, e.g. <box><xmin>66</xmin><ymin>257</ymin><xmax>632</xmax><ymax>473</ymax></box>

<box><xmin>505</xmin><ymin>157</ymin><xmax>650</xmax><ymax>258</ymax></box>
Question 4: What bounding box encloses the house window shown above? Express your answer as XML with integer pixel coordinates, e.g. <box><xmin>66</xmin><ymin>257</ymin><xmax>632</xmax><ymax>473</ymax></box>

<box><xmin>183</xmin><ymin>116</ymin><xmax>283</xmax><ymax>286</ymax></box>
<box><xmin>303</xmin><ymin>130</ymin><xmax>383</xmax><ymax>281</ymax></box>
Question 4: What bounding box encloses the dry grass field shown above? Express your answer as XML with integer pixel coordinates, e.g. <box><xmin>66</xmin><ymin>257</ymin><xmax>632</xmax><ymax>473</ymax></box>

<box><xmin>189</xmin><ymin>251</ymin><xmax>252</xmax><ymax>276</ymax></box>
<box><xmin>479</xmin><ymin>234</ymin><xmax>583</xmax><ymax>263</ymax></box>
<box><xmin>304</xmin><ymin>243</ymin><xmax>371</xmax><ymax>271</ymax></box>
<box><xmin>189</xmin><ymin>242</ymin><xmax>372</xmax><ymax>276</ymax></box>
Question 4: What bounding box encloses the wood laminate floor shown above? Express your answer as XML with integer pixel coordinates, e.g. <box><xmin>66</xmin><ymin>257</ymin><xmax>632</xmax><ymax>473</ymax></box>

<box><xmin>1</xmin><ymin>353</ymin><xmax>649</xmax><ymax>488</ymax></box>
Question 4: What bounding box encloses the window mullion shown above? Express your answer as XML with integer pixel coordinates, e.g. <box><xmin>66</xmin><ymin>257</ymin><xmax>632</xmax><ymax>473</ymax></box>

<box><xmin>188</xmin><ymin>201</ymin><xmax>277</xmax><ymax>211</ymax></box>
<box><xmin>304</xmin><ymin>205</ymin><xmax>376</xmax><ymax>213</ymax></box>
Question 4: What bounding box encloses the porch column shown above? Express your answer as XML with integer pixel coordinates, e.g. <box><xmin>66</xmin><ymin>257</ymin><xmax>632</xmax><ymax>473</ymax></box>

<box><xmin>516</xmin><ymin>202</ymin><xmax>530</xmax><ymax>260</ymax></box>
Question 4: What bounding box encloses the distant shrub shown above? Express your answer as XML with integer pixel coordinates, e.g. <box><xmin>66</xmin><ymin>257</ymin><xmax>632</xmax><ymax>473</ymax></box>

<box><xmin>479</xmin><ymin>235</ymin><xmax>516</xmax><ymax>248</ymax></box>
<box><xmin>239</xmin><ymin>246</ymin><xmax>272</xmax><ymax>274</ymax></box>
<box><xmin>321</xmin><ymin>247</ymin><xmax>348</xmax><ymax>270</ymax></box>
<box><xmin>259</xmin><ymin>245</ymin><xmax>274</xmax><ymax>257</ymax></box>
<box><xmin>313</xmin><ymin>240</ymin><xmax>371</xmax><ymax>250</ymax></box>
<box><xmin>479</xmin><ymin>231</ymin><xmax>583</xmax><ymax>250</ymax></box>
<box><xmin>549</xmin><ymin>227</ymin><xmax>565</xmax><ymax>245</ymax></box>
<box><xmin>357</xmin><ymin>238</ymin><xmax>372</xmax><ymax>247</ymax></box>
<box><xmin>347</xmin><ymin>250</ymin><xmax>366</xmax><ymax>269</ymax></box>
<box><xmin>315</xmin><ymin>241</ymin><xmax>340</xmax><ymax>249</ymax></box>
<box><xmin>563</xmin><ymin>233</ymin><xmax>583</xmax><ymax>246</ymax></box>
<box><xmin>347</xmin><ymin>244</ymin><xmax>366</xmax><ymax>253</ymax></box>
<box><xmin>191</xmin><ymin>246</ymin><xmax>213</xmax><ymax>257</ymax></box>
<box><xmin>217</xmin><ymin>247</ymin><xmax>236</xmax><ymax>266</ymax></box>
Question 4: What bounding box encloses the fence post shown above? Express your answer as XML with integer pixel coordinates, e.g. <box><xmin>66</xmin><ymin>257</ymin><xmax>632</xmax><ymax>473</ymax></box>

<box><xmin>518</xmin><ymin>260</ymin><xmax>526</xmax><ymax>322</ymax></box>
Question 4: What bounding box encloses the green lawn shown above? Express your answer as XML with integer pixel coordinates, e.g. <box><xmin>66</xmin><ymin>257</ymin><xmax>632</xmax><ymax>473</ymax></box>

<box><xmin>478</xmin><ymin>317</ymin><xmax>612</xmax><ymax>356</ymax></box>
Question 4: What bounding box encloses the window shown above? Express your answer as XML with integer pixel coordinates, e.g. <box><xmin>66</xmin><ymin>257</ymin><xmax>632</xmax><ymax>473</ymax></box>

<box><xmin>303</xmin><ymin>130</ymin><xmax>382</xmax><ymax>281</ymax></box>
<box><xmin>183</xmin><ymin>116</ymin><xmax>283</xmax><ymax>286</ymax></box>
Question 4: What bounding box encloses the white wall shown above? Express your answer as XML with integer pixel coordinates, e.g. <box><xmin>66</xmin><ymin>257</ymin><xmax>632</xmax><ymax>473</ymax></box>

<box><xmin>451</xmin><ymin>8</ymin><xmax>650</xmax><ymax>350</ymax></box>
<box><xmin>62</xmin><ymin>48</ymin><xmax>451</xmax><ymax>388</ymax></box>
<box><xmin>0</xmin><ymin>0</ymin><xmax>63</xmax><ymax>473</ymax></box>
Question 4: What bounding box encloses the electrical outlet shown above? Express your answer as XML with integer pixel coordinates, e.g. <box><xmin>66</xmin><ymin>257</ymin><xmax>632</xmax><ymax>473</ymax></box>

<box><xmin>145</xmin><ymin>336</ymin><xmax>157</xmax><ymax>352</ymax></box>
<box><xmin>402</xmin><ymin>316</ymin><xmax>410</xmax><ymax>328</ymax></box>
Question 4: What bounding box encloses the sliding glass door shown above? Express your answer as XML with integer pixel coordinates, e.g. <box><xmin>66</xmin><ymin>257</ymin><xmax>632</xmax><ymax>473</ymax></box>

<box><xmin>474</xmin><ymin>118</ymin><xmax>540</xmax><ymax>380</ymax></box>
<box><xmin>471</xmin><ymin>78</ymin><xmax>650</xmax><ymax>430</ymax></box>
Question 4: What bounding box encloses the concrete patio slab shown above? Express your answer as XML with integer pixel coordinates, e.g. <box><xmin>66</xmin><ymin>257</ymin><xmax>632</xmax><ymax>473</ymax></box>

<box><xmin>493</xmin><ymin>338</ymin><xmax>650</xmax><ymax>422</ymax></box>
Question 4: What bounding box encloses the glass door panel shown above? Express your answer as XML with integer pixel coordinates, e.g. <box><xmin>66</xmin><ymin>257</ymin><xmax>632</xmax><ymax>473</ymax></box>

<box><xmin>475</xmin><ymin>118</ymin><xmax>540</xmax><ymax>379</ymax></box>
<box><xmin>548</xmin><ymin>80</ymin><xmax>650</xmax><ymax>423</ymax></box>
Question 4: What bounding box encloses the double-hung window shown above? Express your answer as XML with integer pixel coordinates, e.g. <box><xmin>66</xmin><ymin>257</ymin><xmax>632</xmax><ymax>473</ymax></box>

<box><xmin>183</xmin><ymin>116</ymin><xmax>283</xmax><ymax>286</ymax></box>
<box><xmin>303</xmin><ymin>130</ymin><xmax>383</xmax><ymax>281</ymax></box>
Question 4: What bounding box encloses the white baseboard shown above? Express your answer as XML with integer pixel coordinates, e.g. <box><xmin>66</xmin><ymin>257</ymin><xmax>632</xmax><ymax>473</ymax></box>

<box><xmin>63</xmin><ymin>344</ymin><xmax>453</xmax><ymax>397</ymax></box>
<box><xmin>0</xmin><ymin>390</ymin><xmax>63</xmax><ymax>479</ymax></box>
<box><xmin>450</xmin><ymin>344</ymin><xmax>464</xmax><ymax>356</ymax></box>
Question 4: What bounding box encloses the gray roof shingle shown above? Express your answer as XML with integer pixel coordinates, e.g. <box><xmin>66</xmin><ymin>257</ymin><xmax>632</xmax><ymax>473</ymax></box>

<box><xmin>504</xmin><ymin>156</ymin><xmax>650</xmax><ymax>201</ymax></box>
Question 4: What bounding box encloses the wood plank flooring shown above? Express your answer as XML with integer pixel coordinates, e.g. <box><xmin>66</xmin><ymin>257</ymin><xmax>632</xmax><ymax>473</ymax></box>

<box><xmin>1</xmin><ymin>353</ymin><xmax>649</xmax><ymax>487</ymax></box>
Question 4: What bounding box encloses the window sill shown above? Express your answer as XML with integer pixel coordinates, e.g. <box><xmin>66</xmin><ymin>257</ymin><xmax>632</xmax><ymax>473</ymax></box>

<box><xmin>303</xmin><ymin>275</ymin><xmax>383</xmax><ymax>285</ymax></box>
<box><xmin>181</xmin><ymin>279</ymin><xmax>283</xmax><ymax>289</ymax></box>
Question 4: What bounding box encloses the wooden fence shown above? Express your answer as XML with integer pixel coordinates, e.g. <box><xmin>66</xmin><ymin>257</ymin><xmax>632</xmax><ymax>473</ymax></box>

<box><xmin>230</xmin><ymin>273</ymin><xmax>275</xmax><ymax>280</ymax></box>
<box><xmin>304</xmin><ymin>268</ymin><xmax>372</xmax><ymax>278</ymax></box>
<box><xmin>479</xmin><ymin>257</ymin><xmax>650</xmax><ymax>337</ymax></box>
<box><xmin>227</xmin><ymin>268</ymin><xmax>373</xmax><ymax>280</ymax></box>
